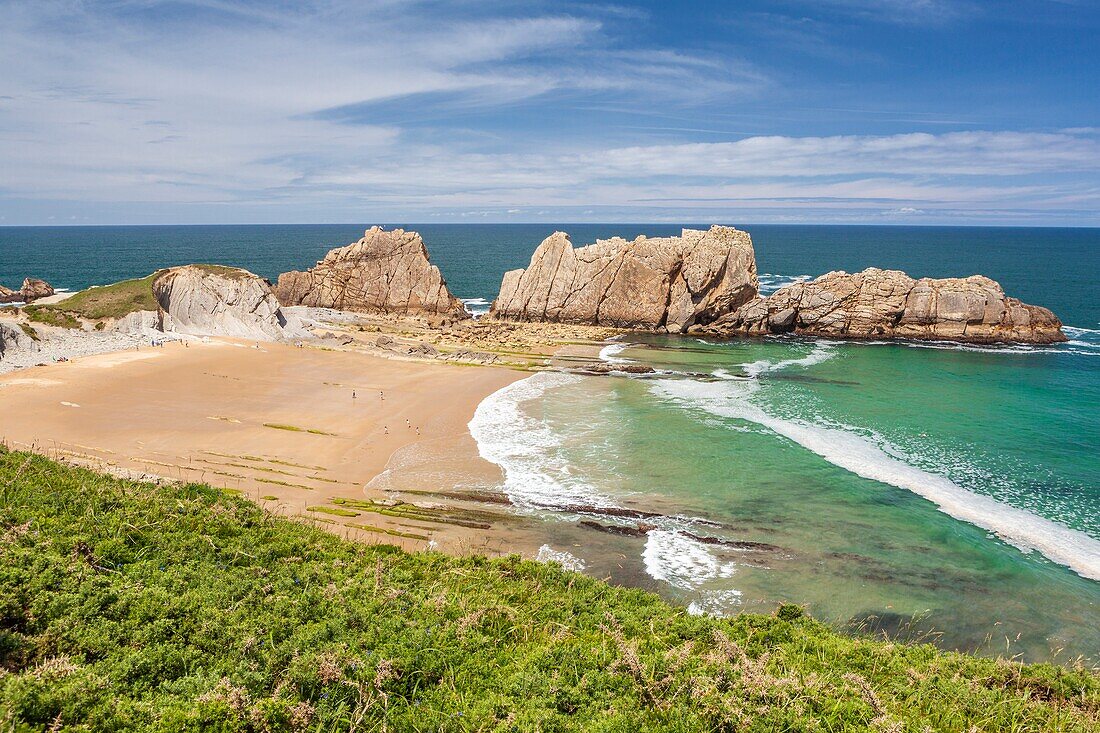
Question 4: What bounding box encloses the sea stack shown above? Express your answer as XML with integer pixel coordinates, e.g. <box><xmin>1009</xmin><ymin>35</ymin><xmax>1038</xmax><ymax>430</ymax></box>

<box><xmin>0</xmin><ymin>278</ymin><xmax>55</xmax><ymax>304</ymax></box>
<box><xmin>490</xmin><ymin>225</ymin><xmax>759</xmax><ymax>332</ymax></box>
<box><xmin>274</xmin><ymin>226</ymin><xmax>468</xmax><ymax>319</ymax></box>
<box><xmin>698</xmin><ymin>268</ymin><xmax>1066</xmax><ymax>344</ymax></box>
<box><xmin>153</xmin><ymin>265</ymin><xmax>305</xmax><ymax>341</ymax></box>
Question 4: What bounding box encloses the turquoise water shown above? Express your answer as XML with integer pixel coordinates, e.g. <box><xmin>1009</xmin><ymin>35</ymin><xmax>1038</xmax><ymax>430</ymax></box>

<box><xmin>471</xmin><ymin>334</ymin><xmax>1100</xmax><ymax>662</ymax></box>
<box><xmin>3</xmin><ymin>224</ymin><xmax>1098</xmax><ymax>660</ymax></box>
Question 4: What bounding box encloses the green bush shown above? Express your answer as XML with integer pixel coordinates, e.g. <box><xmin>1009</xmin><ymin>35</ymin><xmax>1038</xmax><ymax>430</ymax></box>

<box><xmin>0</xmin><ymin>451</ymin><xmax>1096</xmax><ymax>731</ymax></box>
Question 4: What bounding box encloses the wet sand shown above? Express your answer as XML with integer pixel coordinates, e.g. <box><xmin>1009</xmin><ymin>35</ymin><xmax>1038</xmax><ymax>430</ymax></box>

<box><xmin>0</xmin><ymin>338</ymin><xmax>529</xmax><ymax>551</ymax></box>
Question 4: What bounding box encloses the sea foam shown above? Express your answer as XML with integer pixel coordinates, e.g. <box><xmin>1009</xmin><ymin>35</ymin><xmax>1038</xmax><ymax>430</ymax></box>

<box><xmin>650</xmin><ymin>375</ymin><xmax>1100</xmax><ymax>582</ymax></box>
<box><xmin>468</xmin><ymin>372</ymin><xmax>617</xmax><ymax>510</ymax></box>
<box><xmin>470</xmin><ymin>373</ymin><xmax>748</xmax><ymax>597</ymax></box>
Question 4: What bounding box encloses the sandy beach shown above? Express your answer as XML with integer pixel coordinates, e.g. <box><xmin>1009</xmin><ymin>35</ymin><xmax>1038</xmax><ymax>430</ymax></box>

<box><xmin>0</xmin><ymin>336</ymin><xmax>537</xmax><ymax>552</ymax></box>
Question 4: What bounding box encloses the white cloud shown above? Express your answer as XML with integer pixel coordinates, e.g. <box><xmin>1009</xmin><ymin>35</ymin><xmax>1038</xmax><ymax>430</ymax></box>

<box><xmin>0</xmin><ymin>1</ymin><xmax>1096</xmax><ymax>225</ymax></box>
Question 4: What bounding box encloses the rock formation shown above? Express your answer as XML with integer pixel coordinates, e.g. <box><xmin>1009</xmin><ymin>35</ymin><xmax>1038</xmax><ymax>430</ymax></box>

<box><xmin>275</xmin><ymin>227</ymin><xmax>468</xmax><ymax>319</ymax></box>
<box><xmin>153</xmin><ymin>265</ymin><xmax>307</xmax><ymax>341</ymax></box>
<box><xmin>698</xmin><ymin>268</ymin><xmax>1065</xmax><ymax>344</ymax></box>
<box><xmin>490</xmin><ymin>226</ymin><xmax>759</xmax><ymax>332</ymax></box>
<box><xmin>0</xmin><ymin>322</ymin><xmax>37</xmax><ymax>359</ymax></box>
<box><xmin>0</xmin><ymin>278</ymin><xmax>55</xmax><ymax>304</ymax></box>
<box><xmin>19</xmin><ymin>278</ymin><xmax>54</xmax><ymax>302</ymax></box>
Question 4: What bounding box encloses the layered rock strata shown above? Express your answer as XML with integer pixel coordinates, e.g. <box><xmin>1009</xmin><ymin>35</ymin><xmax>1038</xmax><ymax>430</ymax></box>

<box><xmin>698</xmin><ymin>268</ymin><xmax>1065</xmax><ymax>344</ymax></box>
<box><xmin>490</xmin><ymin>226</ymin><xmax>759</xmax><ymax>332</ymax></box>
<box><xmin>153</xmin><ymin>265</ymin><xmax>306</xmax><ymax>341</ymax></box>
<box><xmin>275</xmin><ymin>227</ymin><xmax>468</xmax><ymax>319</ymax></box>
<box><xmin>0</xmin><ymin>322</ymin><xmax>37</xmax><ymax>359</ymax></box>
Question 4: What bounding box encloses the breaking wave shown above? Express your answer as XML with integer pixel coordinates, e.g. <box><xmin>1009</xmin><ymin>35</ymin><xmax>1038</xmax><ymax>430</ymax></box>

<box><xmin>470</xmin><ymin>372</ymin><xmax>749</xmax><ymax>598</ymax></box>
<box><xmin>649</xmin><ymin>375</ymin><xmax>1100</xmax><ymax>582</ymax></box>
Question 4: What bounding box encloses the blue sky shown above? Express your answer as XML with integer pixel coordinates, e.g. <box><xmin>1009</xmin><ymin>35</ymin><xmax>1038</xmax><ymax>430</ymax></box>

<box><xmin>1</xmin><ymin>0</ymin><xmax>1098</xmax><ymax>225</ymax></box>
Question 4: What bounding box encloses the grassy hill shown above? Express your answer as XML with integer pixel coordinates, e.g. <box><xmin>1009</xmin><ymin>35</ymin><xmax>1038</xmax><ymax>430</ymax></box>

<box><xmin>0</xmin><ymin>448</ymin><xmax>1096</xmax><ymax>731</ymax></box>
<box><xmin>24</xmin><ymin>273</ymin><xmax>163</xmax><ymax>329</ymax></box>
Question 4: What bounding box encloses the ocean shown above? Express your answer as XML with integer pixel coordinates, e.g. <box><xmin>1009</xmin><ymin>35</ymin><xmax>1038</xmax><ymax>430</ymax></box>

<box><xmin>2</xmin><ymin>224</ymin><xmax>1098</xmax><ymax>661</ymax></box>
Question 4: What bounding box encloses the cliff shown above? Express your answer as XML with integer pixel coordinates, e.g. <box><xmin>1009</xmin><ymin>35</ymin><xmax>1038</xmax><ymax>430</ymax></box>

<box><xmin>153</xmin><ymin>265</ymin><xmax>306</xmax><ymax>341</ymax></box>
<box><xmin>490</xmin><ymin>226</ymin><xmax>759</xmax><ymax>332</ymax></box>
<box><xmin>698</xmin><ymin>268</ymin><xmax>1066</xmax><ymax>344</ymax></box>
<box><xmin>275</xmin><ymin>227</ymin><xmax>468</xmax><ymax>319</ymax></box>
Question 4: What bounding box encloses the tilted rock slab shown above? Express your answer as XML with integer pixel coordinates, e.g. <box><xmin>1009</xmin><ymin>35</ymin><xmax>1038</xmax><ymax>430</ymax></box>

<box><xmin>490</xmin><ymin>226</ymin><xmax>759</xmax><ymax>332</ymax></box>
<box><xmin>0</xmin><ymin>322</ymin><xmax>38</xmax><ymax>359</ymax></box>
<box><xmin>698</xmin><ymin>268</ymin><xmax>1065</xmax><ymax>344</ymax></box>
<box><xmin>153</xmin><ymin>265</ymin><xmax>306</xmax><ymax>342</ymax></box>
<box><xmin>274</xmin><ymin>227</ymin><xmax>468</xmax><ymax>319</ymax></box>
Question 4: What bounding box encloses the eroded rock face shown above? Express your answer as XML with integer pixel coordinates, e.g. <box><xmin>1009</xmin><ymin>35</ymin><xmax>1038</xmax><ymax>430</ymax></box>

<box><xmin>699</xmin><ymin>268</ymin><xmax>1065</xmax><ymax>344</ymax></box>
<box><xmin>0</xmin><ymin>322</ymin><xmax>37</xmax><ymax>359</ymax></box>
<box><xmin>153</xmin><ymin>265</ymin><xmax>306</xmax><ymax>341</ymax></box>
<box><xmin>0</xmin><ymin>278</ymin><xmax>55</xmax><ymax>304</ymax></box>
<box><xmin>20</xmin><ymin>278</ymin><xmax>54</xmax><ymax>302</ymax></box>
<box><xmin>275</xmin><ymin>227</ymin><xmax>468</xmax><ymax>319</ymax></box>
<box><xmin>490</xmin><ymin>226</ymin><xmax>759</xmax><ymax>332</ymax></box>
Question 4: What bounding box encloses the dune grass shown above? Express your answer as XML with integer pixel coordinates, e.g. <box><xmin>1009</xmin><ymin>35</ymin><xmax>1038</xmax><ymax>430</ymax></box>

<box><xmin>0</xmin><ymin>449</ymin><xmax>1096</xmax><ymax>732</ymax></box>
<box><xmin>32</xmin><ymin>272</ymin><xmax>163</xmax><ymax>322</ymax></box>
<box><xmin>23</xmin><ymin>306</ymin><xmax>81</xmax><ymax>329</ymax></box>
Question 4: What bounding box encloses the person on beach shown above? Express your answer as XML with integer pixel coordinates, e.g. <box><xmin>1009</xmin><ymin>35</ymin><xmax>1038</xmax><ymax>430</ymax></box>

<box><xmin>352</xmin><ymin>390</ymin><xmax>356</xmax><ymax>400</ymax></box>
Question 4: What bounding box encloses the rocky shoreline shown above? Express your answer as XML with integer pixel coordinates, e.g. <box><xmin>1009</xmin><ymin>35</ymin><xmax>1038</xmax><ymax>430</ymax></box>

<box><xmin>0</xmin><ymin>224</ymin><xmax>1071</xmax><ymax>374</ymax></box>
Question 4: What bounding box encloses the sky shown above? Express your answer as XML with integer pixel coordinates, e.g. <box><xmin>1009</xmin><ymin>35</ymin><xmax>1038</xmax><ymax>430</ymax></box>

<box><xmin>1</xmin><ymin>0</ymin><xmax>1098</xmax><ymax>226</ymax></box>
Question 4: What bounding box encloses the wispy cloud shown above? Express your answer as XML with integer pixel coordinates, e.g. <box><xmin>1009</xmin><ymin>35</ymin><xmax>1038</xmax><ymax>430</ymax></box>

<box><xmin>0</xmin><ymin>0</ymin><xmax>1097</xmax><ymax>225</ymax></box>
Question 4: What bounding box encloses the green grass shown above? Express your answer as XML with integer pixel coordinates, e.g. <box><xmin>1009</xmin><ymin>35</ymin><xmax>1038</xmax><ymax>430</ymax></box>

<box><xmin>306</xmin><ymin>505</ymin><xmax>361</xmax><ymax>518</ymax></box>
<box><xmin>0</xmin><ymin>449</ymin><xmax>1096</xmax><ymax>732</ymax></box>
<box><xmin>23</xmin><ymin>306</ymin><xmax>81</xmax><ymax>329</ymax></box>
<box><xmin>16</xmin><ymin>324</ymin><xmax>38</xmax><ymax>342</ymax></box>
<box><xmin>191</xmin><ymin>264</ymin><xmax>253</xmax><ymax>281</ymax></box>
<box><xmin>31</xmin><ymin>272</ymin><xmax>162</xmax><ymax>321</ymax></box>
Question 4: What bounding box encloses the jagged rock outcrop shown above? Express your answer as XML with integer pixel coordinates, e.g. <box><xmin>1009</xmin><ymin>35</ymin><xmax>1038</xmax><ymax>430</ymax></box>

<box><xmin>0</xmin><ymin>322</ymin><xmax>38</xmax><ymax>359</ymax></box>
<box><xmin>111</xmin><ymin>310</ymin><xmax>165</xmax><ymax>335</ymax></box>
<box><xmin>20</xmin><ymin>278</ymin><xmax>54</xmax><ymax>302</ymax></box>
<box><xmin>153</xmin><ymin>265</ymin><xmax>307</xmax><ymax>341</ymax></box>
<box><xmin>490</xmin><ymin>226</ymin><xmax>759</xmax><ymax>332</ymax></box>
<box><xmin>0</xmin><ymin>278</ymin><xmax>55</xmax><ymax>304</ymax></box>
<box><xmin>275</xmin><ymin>227</ymin><xmax>468</xmax><ymax>319</ymax></box>
<box><xmin>698</xmin><ymin>268</ymin><xmax>1065</xmax><ymax>344</ymax></box>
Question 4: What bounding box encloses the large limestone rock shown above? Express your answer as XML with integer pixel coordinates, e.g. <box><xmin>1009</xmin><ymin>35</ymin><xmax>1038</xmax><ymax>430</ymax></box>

<box><xmin>153</xmin><ymin>265</ymin><xmax>306</xmax><ymax>341</ymax></box>
<box><xmin>699</xmin><ymin>268</ymin><xmax>1065</xmax><ymax>344</ymax></box>
<box><xmin>490</xmin><ymin>226</ymin><xmax>759</xmax><ymax>332</ymax></box>
<box><xmin>275</xmin><ymin>227</ymin><xmax>468</xmax><ymax>319</ymax></box>
<box><xmin>19</xmin><ymin>278</ymin><xmax>54</xmax><ymax>303</ymax></box>
<box><xmin>0</xmin><ymin>322</ymin><xmax>37</xmax><ymax>359</ymax></box>
<box><xmin>0</xmin><ymin>278</ymin><xmax>55</xmax><ymax>304</ymax></box>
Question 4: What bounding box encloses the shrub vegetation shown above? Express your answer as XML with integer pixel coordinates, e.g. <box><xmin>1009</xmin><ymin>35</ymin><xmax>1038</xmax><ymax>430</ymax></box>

<box><xmin>0</xmin><ymin>449</ymin><xmax>1096</xmax><ymax>732</ymax></box>
<box><xmin>31</xmin><ymin>273</ymin><xmax>162</xmax><ymax>322</ymax></box>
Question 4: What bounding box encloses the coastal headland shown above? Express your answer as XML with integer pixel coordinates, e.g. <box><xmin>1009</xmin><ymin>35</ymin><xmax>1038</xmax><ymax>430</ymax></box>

<box><xmin>0</xmin><ymin>224</ymin><xmax>1075</xmax><ymax>560</ymax></box>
